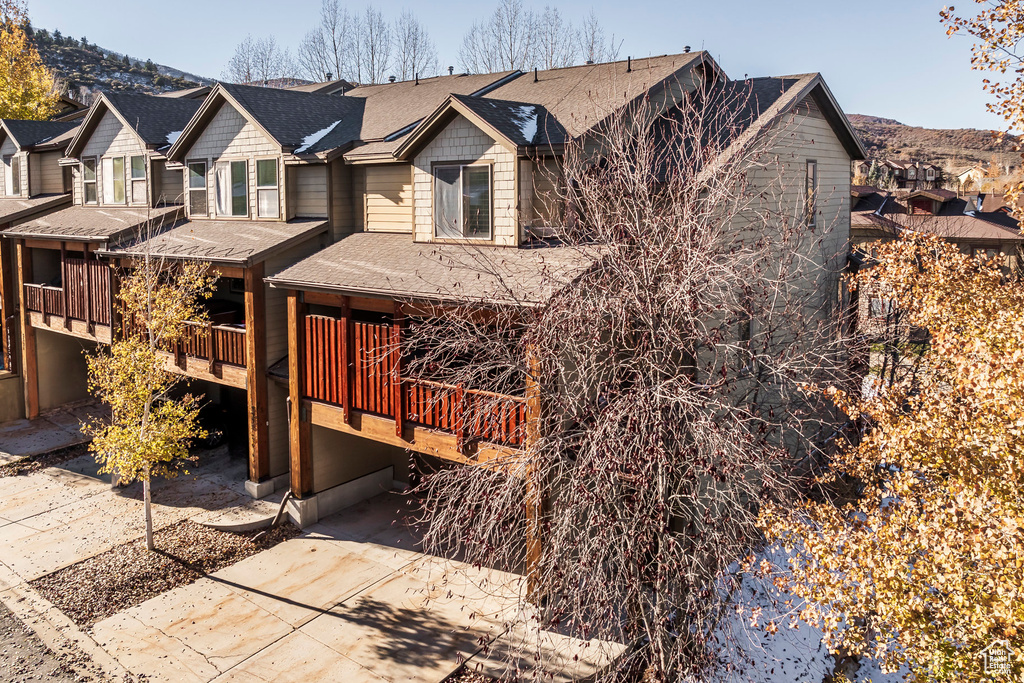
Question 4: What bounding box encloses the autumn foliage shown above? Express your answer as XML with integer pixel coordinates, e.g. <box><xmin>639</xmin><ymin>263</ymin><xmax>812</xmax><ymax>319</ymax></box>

<box><xmin>760</xmin><ymin>234</ymin><xmax>1024</xmax><ymax>681</ymax></box>
<box><xmin>0</xmin><ymin>0</ymin><xmax>59</xmax><ymax>120</ymax></box>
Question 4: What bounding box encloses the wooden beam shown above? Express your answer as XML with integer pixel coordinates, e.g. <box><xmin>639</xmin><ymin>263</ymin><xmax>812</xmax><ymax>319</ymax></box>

<box><xmin>59</xmin><ymin>242</ymin><xmax>69</xmax><ymax>329</ymax></box>
<box><xmin>393</xmin><ymin>303</ymin><xmax>402</xmax><ymax>438</ymax></box>
<box><xmin>301</xmin><ymin>290</ymin><xmax>394</xmax><ymax>314</ymax></box>
<box><xmin>288</xmin><ymin>291</ymin><xmax>313</xmax><ymax>497</ymax></box>
<box><xmin>83</xmin><ymin>244</ymin><xmax>93</xmax><ymax>335</ymax></box>
<box><xmin>244</xmin><ymin>262</ymin><xmax>269</xmax><ymax>484</ymax></box>
<box><xmin>340</xmin><ymin>296</ymin><xmax>350</xmax><ymax>423</ymax></box>
<box><xmin>27</xmin><ymin>314</ymin><xmax>113</xmax><ymax>344</ymax></box>
<box><xmin>524</xmin><ymin>348</ymin><xmax>543</xmax><ymax>599</ymax></box>
<box><xmin>0</xmin><ymin>236</ymin><xmax>14</xmax><ymax>373</ymax></box>
<box><xmin>16</xmin><ymin>242</ymin><xmax>38</xmax><ymax>418</ymax></box>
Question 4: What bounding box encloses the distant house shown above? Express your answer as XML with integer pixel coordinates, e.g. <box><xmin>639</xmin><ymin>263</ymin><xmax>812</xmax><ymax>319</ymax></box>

<box><xmin>853</xmin><ymin>159</ymin><xmax>943</xmax><ymax>189</ymax></box>
<box><xmin>955</xmin><ymin>164</ymin><xmax>986</xmax><ymax>191</ymax></box>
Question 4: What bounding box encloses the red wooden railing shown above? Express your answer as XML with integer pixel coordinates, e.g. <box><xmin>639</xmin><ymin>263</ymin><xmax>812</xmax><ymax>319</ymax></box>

<box><xmin>122</xmin><ymin>317</ymin><xmax>246</xmax><ymax>368</ymax></box>
<box><xmin>24</xmin><ymin>257</ymin><xmax>111</xmax><ymax>326</ymax></box>
<box><xmin>303</xmin><ymin>314</ymin><xmax>527</xmax><ymax>447</ymax></box>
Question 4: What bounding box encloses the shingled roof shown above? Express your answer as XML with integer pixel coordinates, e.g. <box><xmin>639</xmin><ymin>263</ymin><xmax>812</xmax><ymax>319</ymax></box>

<box><xmin>851</xmin><ymin>186</ymin><xmax>1022</xmax><ymax>242</ymax></box>
<box><xmin>66</xmin><ymin>93</ymin><xmax>202</xmax><ymax>157</ymax></box>
<box><xmin>3</xmin><ymin>205</ymin><xmax>182</xmax><ymax>242</ymax></box>
<box><xmin>0</xmin><ymin>119</ymin><xmax>79</xmax><ymax>150</ymax></box>
<box><xmin>100</xmin><ymin>218</ymin><xmax>327</xmax><ymax>266</ymax></box>
<box><xmin>0</xmin><ymin>194</ymin><xmax>72</xmax><ymax>225</ymax></box>
<box><xmin>266</xmin><ymin>232</ymin><xmax>598</xmax><ymax>305</ymax></box>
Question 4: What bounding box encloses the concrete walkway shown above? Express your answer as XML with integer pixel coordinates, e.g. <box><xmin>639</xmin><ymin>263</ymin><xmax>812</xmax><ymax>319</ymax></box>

<box><xmin>0</xmin><ymin>426</ymin><xmax>618</xmax><ymax>682</ymax></box>
<box><xmin>0</xmin><ymin>401</ymin><xmax>106</xmax><ymax>465</ymax></box>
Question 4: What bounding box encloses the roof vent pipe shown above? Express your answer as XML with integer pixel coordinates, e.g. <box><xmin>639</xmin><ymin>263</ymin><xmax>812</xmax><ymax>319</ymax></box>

<box><xmin>534</xmin><ymin>67</ymin><xmax>538</xmax><ymax>82</ymax></box>
<box><xmin>389</xmin><ymin>75</ymin><xmax>396</xmax><ymax>83</ymax></box>
<box><xmin>326</xmin><ymin>71</ymin><xmax>333</xmax><ymax>80</ymax></box>
<box><xmin>585</xmin><ymin>59</ymin><xmax>594</xmax><ymax>65</ymax></box>
<box><xmin>627</xmin><ymin>56</ymin><xmax>631</xmax><ymax>73</ymax></box>
<box><xmin>448</xmin><ymin>66</ymin><xmax>454</xmax><ymax>75</ymax></box>
<box><xmin>683</xmin><ymin>45</ymin><xmax>691</xmax><ymax>53</ymax></box>
<box><xmin>415</xmin><ymin>72</ymin><xmax>419</xmax><ymax>85</ymax></box>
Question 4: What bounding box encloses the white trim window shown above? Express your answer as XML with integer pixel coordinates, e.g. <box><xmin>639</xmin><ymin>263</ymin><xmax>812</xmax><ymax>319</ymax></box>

<box><xmin>215</xmin><ymin>160</ymin><xmax>247</xmax><ymax>217</ymax></box>
<box><xmin>256</xmin><ymin>158</ymin><xmax>279</xmax><ymax>219</ymax></box>
<box><xmin>3</xmin><ymin>155</ymin><xmax>19</xmax><ymax>196</ymax></box>
<box><xmin>433</xmin><ymin>163</ymin><xmax>492</xmax><ymax>239</ymax></box>
<box><xmin>129</xmin><ymin>155</ymin><xmax>146</xmax><ymax>205</ymax></box>
<box><xmin>82</xmin><ymin>158</ymin><xmax>97</xmax><ymax>204</ymax></box>
<box><xmin>187</xmin><ymin>161</ymin><xmax>208</xmax><ymax>216</ymax></box>
<box><xmin>102</xmin><ymin>156</ymin><xmax>125</xmax><ymax>204</ymax></box>
<box><xmin>805</xmin><ymin>159</ymin><xmax>817</xmax><ymax>228</ymax></box>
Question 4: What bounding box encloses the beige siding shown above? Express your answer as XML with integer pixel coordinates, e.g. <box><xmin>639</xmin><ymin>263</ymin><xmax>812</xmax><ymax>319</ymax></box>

<box><xmin>184</xmin><ymin>102</ymin><xmax>283</xmax><ymax>220</ymax></box>
<box><xmin>71</xmin><ymin>166</ymin><xmax>81</xmax><ymax>204</ymax></box>
<box><xmin>263</xmin><ymin>237</ymin><xmax>326</xmax><ymax>477</ymax></box>
<box><xmin>531</xmin><ymin>157</ymin><xmax>562</xmax><ymax>229</ymax></box>
<box><xmin>312</xmin><ymin>426</ymin><xmax>411</xmax><ymax>493</ymax></box>
<box><xmin>34</xmin><ymin>152</ymin><xmax>65</xmax><ymax>195</ymax></box>
<box><xmin>154</xmin><ymin>160</ymin><xmax>184</xmax><ymax>205</ymax></box>
<box><xmin>293</xmin><ymin>165</ymin><xmax>328</xmax><ymax>218</ymax></box>
<box><xmin>329</xmin><ymin>159</ymin><xmax>354</xmax><ymax>240</ymax></box>
<box><xmin>79</xmin><ymin>110</ymin><xmax>147</xmax><ymax>207</ymax></box>
<box><xmin>412</xmin><ymin>114</ymin><xmax>518</xmax><ymax>245</ymax></box>
<box><xmin>364</xmin><ymin>164</ymin><xmax>413</xmax><ymax>233</ymax></box>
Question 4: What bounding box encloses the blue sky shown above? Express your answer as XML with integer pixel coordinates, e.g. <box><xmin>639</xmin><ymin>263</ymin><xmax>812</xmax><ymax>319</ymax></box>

<box><xmin>30</xmin><ymin>0</ymin><xmax>1002</xmax><ymax>131</ymax></box>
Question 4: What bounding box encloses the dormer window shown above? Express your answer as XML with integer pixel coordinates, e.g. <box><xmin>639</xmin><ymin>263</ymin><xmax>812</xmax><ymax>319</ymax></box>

<box><xmin>82</xmin><ymin>159</ymin><xmax>97</xmax><ymax>204</ymax></box>
<box><xmin>215</xmin><ymin>160</ymin><xmax>247</xmax><ymax>217</ymax></box>
<box><xmin>805</xmin><ymin>160</ymin><xmax>817</xmax><ymax>228</ymax></box>
<box><xmin>907</xmin><ymin>167</ymin><xmax>916</xmax><ymax>180</ymax></box>
<box><xmin>3</xmin><ymin>155</ymin><xmax>19</xmax><ymax>196</ymax></box>
<box><xmin>102</xmin><ymin>157</ymin><xmax>125</xmax><ymax>204</ymax></box>
<box><xmin>434</xmin><ymin>163</ymin><xmax>492</xmax><ymax>239</ymax></box>
<box><xmin>256</xmin><ymin>159</ymin><xmax>279</xmax><ymax>219</ymax></box>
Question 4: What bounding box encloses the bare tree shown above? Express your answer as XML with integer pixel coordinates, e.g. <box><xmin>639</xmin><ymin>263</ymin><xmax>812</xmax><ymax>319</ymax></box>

<box><xmin>359</xmin><ymin>5</ymin><xmax>393</xmax><ymax>85</ymax></box>
<box><xmin>459</xmin><ymin>0</ymin><xmax>538</xmax><ymax>73</ymax></box>
<box><xmin>223</xmin><ymin>34</ymin><xmax>297</xmax><ymax>84</ymax></box>
<box><xmin>404</xmin><ymin>80</ymin><xmax>851</xmax><ymax>680</ymax></box>
<box><xmin>578</xmin><ymin>9</ymin><xmax>620</xmax><ymax>64</ymax></box>
<box><xmin>297</xmin><ymin>0</ymin><xmax>359</xmax><ymax>82</ymax></box>
<box><xmin>535</xmin><ymin>6</ymin><xmax>578</xmax><ymax>69</ymax></box>
<box><xmin>393</xmin><ymin>10</ymin><xmax>439</xmax><ymax>81</ymax></box>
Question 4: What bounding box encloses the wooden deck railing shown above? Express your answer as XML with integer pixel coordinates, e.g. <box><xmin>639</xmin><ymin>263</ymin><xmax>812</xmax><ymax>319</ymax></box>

<box><xmin>303</xmin><ymin>314</ymin><xmax>526</xmax><ymax>447</ymax></box>
<box><xmin>23</xmin><ymin>257</ymin><xmax>111</xmax><ymax>327</ymax></box>
<box><xmin>122</xmin><ymin>317</ymin><xmax>247</xmax><ymax>369</ymax></box>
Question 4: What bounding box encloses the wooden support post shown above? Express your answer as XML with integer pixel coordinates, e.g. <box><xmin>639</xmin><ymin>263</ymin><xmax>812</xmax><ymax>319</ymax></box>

<box><xmin>207</xmin><ymin>321</ymin><xmax>215</xmax><ymax>373</ymax></box>
<box><xmin>340</xmin><ymin>296</ymin><xmax>350</xmax><ymax>424</ymax></box>
<box><xmin>244</xmin><ymin>262</ymin><xmax>269</xmax><ymax>484</ymax></box>
<box><xmin>16</xmin><ymin>242</ymin><xmax>38</xmax><ymax>419</ymax></box>
<box><xmin>455</xmin><ymin>383</ymin><xmax>466</xmax><ymax>450</ymax></box>
<box><xmin>59</xmin><ymin>242</ymin><xmax>69</xmax><ymax>329</ymax></box>
<box><xmin>83</xmin><ymin>244</ymin><xmax>93</xmax><ymax>335</ymax></box>
<box><xmin>393</xmin><ymin>303</ymin><xmax>403</xmax><ymax>438</ymax></box>
<box><xmin>288</xmin><ymin>291</ymin><xmax>312</xmax><ymax>497</ymax></box>
<box><xmin>0</xmin><ymin>235</ymin><xmax>13</xmax><ymax>373</ymax></box>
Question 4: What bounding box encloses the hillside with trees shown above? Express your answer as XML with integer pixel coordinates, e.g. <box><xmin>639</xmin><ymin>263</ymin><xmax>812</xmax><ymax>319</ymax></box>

<box><xmin>849</xmin><ymin>113</ymin><xmax>1019</xmax><ymax>170</ymax></box>
<box><xmin>28</xmin><ymin>26</ymin><xmax>208</xmax><ymax>102</ymax></box>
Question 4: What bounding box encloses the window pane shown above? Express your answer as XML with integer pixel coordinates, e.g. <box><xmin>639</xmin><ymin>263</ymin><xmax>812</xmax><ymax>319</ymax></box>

<box><xmin>257</xmin><ymin>188</ymin><xmax>279</xmax><ymax>218</ymax></box>
<box><xmin>112</xmin><ymin>157</ymin><xmax>125</xmax><ymax>204</ymax></box>
<box><xmin>130</xmin><ymin>156</ymin><xmax>146</xmax><ymax>179</ymax></box>
<box><xmin>3</xmin><ymin>157</ymin><xmax>11</xmax><ymax>196</ymax></box>
<box><xmin>84</xmin><ymin>182</ymin><xmax>97</xmax><ymax>204</ymax></box>
<box><xmin>231</xmin><ymin>160</ymin><xmax>247</xmax><ymax>216</ymax></box>
<box><xmin>256</xmin><ymin>159</ymin><xmax>277</xmax><ymax>187</ymax></box>
<box><xmin>102</xmin><ymin>157</ymin><xmax>114</xmax><ymax>203</ymax></box>
<box><xmin>434</xmin><ymin>166</ymin><xmax>460</xmax><ymax>238</ymax></box>
<box><xmin>188</xmin><ymin>163</ymin><xmax>206</xmax><ymax>189</ymax></box>
<box><xmin>10</xmin><ymin>157</ymin><xmax>19</xmax><ymax>195</ymax></box>
<box><xmin>131</xmin><ymin>179</ymin><xmax>146</xmax><ymax>204</ymax></box>
<box><xmin>215</xmin><ymin>162</ymin><xmax>231</xmax><ymax>215</ymax></box>
<box><xmin>189</xmin><ymin>189</ymin><xmax>207</xmax><ymax>216</ymax></box>
<box><xmin>83</xmin><ymin>159</ymin><xmax>96</xmax><ymax>181</ymax></box>
<box><xmin>462</xmin><ymin>165</ymin><xmax>490</xmax><ymax>238</ymax></box>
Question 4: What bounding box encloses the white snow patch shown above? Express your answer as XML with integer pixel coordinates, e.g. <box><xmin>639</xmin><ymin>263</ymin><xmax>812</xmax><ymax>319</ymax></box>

<box><xmin>166</xmin><ymin>130</ymin><xmax>182</xmax><ymax>145</ymax></box>
<box><xmin>294</xmin><ymin>120</ymin><xmax>341</xmax><ymax>154</ymax></box>
<box><xmin>512</xmin><ymin>105</ymin><xmax>538</xmax><ymax>144</ymax></box>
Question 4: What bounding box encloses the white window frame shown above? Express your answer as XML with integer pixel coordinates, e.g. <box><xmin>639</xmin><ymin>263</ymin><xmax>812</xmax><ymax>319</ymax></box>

<box><xmin>186</xmin><ymin>160</ymin><xmax>208</xmax><ymax>217</ymax></box>
<box><xmin>215</xmin><ymin>159</ymin><xmax>248</xmax><ymax>218</ymax></box>
<box><xmin>255</xmin><ymin>157</ymin><xmax>280</xmax><ymax>219</ymax></box>
<box><xmin>82</xmin><ymin>158</ymin><xmax>97</xmax><ymax>204</ymax></box>
<box><xmin>102</xmin><ymin>156</ymin><xmax>126</xmax><ymax>205</ymax></box>
<box><xmin>432</xmin><ymin>162</ymin><xmax>493</xmax><ymax>240</ymax></box>
<box><xmin>129</xmin><ymin>155</ymin><xmax>147</xmax><ymax>205</ymax></box>
<box><xmin>805</xmin><ymin>159</ymin><xmax>817</xmax><ymax>228</ymax></box>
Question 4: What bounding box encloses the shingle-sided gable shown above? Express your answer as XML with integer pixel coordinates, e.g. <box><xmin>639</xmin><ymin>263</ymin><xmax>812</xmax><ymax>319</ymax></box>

<box><xmin>80</xmin><ymin>109</ymin><xmax>146</xmax><ymax>159</ymax></box>
<box><xmin>184</xmin><ymin>101</ymin><xmax>279</xmax><ymax>160</ymax></box>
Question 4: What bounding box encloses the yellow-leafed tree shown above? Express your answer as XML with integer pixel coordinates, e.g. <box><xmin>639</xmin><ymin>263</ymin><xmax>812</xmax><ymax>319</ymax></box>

<box><xmin>759</xmin><ymin>233</ymin><xmax>1024</xmax><ymax>681</ymax></box>
<box><xmin>84</xmin><ymin>255</ymin><xmax>214</xmax><ymax>550</ymax></box>
<box><xmin>0</xmin><ymin>0</ymin><xmax>59</xmax><ymax>120</ymax></box>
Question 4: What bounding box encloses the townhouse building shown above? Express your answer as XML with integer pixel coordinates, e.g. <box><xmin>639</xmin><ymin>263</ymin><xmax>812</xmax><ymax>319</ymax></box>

<box><xmin>0</xmin><ymin>53</ymin><xmax>865</xmax><ymax>531</ymax></box>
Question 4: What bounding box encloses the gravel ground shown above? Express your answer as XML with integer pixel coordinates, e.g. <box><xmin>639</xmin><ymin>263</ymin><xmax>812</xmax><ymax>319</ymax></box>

<box><xmin>0</xmin><ymin>600</ymin><xmax>87</xmax><ymax>682</ymax></box>
<box><xmin>446</xmin><ymin>668</ymin><xmax>498</xmax><ymax>682</ymax></box>
<box><xmin>0</xmin><ymin>443</ymin><xmax>92</xmax><ymax>478</ymax></box>
<box><xmin>31</xmin><ymin>520</ymin><xmax>300</xmax><ymax>628</ymax></box>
